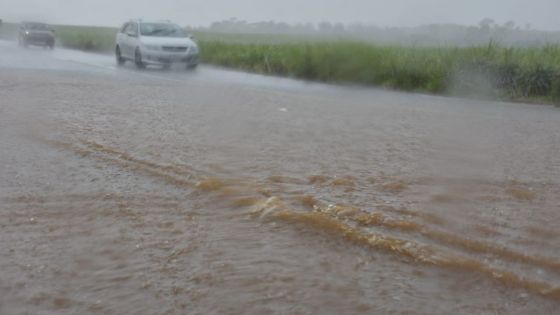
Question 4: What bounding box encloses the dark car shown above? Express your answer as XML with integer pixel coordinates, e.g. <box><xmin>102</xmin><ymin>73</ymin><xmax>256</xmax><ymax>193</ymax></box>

<box><xmin>19</xmin><ymin>22</ymin><xmax>55</xmax><ymax>49</ymax></box>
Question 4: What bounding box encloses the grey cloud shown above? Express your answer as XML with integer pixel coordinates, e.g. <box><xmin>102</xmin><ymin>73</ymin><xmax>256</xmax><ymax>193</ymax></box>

<box><xmin>1</xmin><ymin>0</ymin><xmax>559</xmax><ymax>30</ymax></box>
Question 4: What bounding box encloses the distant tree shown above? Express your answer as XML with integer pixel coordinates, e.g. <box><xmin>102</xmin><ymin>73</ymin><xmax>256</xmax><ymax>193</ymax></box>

<box><xmin>479</xmin><ymin>18</ymin><xmax>495</xmax><ymax>33</ymax></box>
<box><xmin>333</xmin><ymin>23</ymin><xmax>346</xmax><ymax>34</ymax></box>
<box><xmin>465</xmin><ymin>26</ymin><xmax>483</xmax><ymax>45</ymax></box>
<box><xmin>503</xmin><ymin>21</ymin><xmax>516</xmax><ymax>31</ymax></box>
<box><xmin>347</xmin><ymin>23</ymin><xmax>366</xmax><ymax>34</ymax></box>
<box><xmin>201</xmin><ymin>17</ymin><xmax>560</xmax><ymax>47</ymax></box>
<box><xmin>318</xmin><ymin>22</ymin><xmax>333</xmax><ymax>33</ymax></box>
<box><xmin>276</xmin><ymin>22</ymin><xmax>290</xmax><ymax>33</ymax></box>
<box><xmin>293</xmin><ymin>23</ymin><xmax>315</xmax><ymax>34</ymax></box>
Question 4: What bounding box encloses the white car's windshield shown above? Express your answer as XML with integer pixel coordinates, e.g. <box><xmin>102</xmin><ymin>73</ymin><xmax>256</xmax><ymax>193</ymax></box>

<box><xmin>139</xmin><ymin>23</ymin><xmax>187</xmax><ymax>38</ymax></box>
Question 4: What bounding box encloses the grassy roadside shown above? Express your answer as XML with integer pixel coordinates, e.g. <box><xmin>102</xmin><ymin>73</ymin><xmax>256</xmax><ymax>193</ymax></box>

<box><xmin>200</xmin><ymin>41</ymin><xmax>560</xmax><ymax>104</ymax></box>
<box><xmin>1</xmin><ymin>22</ymin><xmax>559</xmax><ymax>104</ymax></box>
<box><xmin>54</xmin><ymin>25</ymin><xmax>117</xmax><ymax>52</ymax></box>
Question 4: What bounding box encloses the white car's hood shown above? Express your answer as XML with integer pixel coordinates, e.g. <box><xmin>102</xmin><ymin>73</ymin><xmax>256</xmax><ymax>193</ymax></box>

<box><xmin>140</xmin><ymin>36</ymin><xmax>197</xmax><ymax>47</ymax></box>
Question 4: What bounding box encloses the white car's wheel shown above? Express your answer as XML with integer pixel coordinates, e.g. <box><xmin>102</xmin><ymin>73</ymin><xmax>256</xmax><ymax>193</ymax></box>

<box><xmin>115</xmin><ymin>46</ymin><xmax>125</xmax><ymax>66</ymax></box>
<box><xmin>134</xmin><ymin>48</ymin><xmax>146</xmax><ymax>69</ymax></box>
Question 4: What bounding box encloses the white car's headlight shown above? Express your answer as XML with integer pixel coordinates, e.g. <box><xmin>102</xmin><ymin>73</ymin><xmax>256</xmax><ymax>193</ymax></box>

<box><xmin>189</xmin><ymin>45</ymin><xmax>199</xmax><ymax>54</ymax></box>
<box><xmin>143</xmin><ymin>44</ymin><xmax>161</xmax><ymax>51</ymax></box>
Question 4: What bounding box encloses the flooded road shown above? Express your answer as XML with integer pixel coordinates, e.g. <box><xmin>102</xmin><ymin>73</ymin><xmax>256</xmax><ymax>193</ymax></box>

<box><xmin>1</xmin><ymin>40</ymin><xmax>560</xmax><ymax>314</ymax></box>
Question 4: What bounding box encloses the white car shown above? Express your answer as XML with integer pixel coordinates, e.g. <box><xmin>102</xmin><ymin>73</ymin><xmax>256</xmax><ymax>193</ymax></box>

<box><xmin>115</xmin><ymin>20</ymin><xmax>199</xmax><ymax>69</ymax></box>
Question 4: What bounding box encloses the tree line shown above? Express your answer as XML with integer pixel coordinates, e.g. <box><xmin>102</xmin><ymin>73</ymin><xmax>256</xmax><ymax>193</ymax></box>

<box><xmin>194</xmin><ymin>18</ymin><xmax>560</xmax><ymax>47</ymax></box>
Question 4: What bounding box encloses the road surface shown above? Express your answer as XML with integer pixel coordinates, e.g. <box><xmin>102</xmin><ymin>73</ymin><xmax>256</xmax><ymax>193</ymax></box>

<box><xmin>1</xmin><ymin>40</ymin><xmax>560</xmax><ymax>314</ymax></box>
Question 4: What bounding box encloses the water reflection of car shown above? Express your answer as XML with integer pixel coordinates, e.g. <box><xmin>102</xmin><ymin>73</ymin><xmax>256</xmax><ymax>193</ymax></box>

<box><xmin>19</xmin><ymin>22</ymin><xmax>55</xmax><ymax>49</ymax></box>
<box><xmin>115</xmin><ymin>19</ymin><xmax>199</xmax><ymax>70</ymax></box>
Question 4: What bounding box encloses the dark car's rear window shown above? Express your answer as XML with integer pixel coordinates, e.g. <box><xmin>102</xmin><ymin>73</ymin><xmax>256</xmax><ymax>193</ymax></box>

<box><xmin>24</xmin><ymin>23</ymin><xmax>51</xmax><ymax>30</ymax></box>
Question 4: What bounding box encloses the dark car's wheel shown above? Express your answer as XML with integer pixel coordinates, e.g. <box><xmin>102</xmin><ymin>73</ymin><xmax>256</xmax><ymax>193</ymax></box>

<box><xmin>186</xmin><ymin>64</ymin><xmax>198</xmax><ymax>70</ymax></box>
<box><xmin>134</xmin><ymin>48</ymin><xmax>145</xmax><ymax>69</ymax></box>
<box><xmin>115</xmin><ymin>46</ymin><xmax>125</xmax><ymax>66</ymax></box>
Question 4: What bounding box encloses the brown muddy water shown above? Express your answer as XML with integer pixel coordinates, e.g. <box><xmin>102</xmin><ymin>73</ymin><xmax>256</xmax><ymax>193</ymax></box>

<box><xmin>1</xmin><ymin>42</ymin><xmax>560</xmax><ymax>314</ymax></box>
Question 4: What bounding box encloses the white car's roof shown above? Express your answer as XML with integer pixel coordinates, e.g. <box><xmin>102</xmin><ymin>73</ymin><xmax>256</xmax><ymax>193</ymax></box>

<box><xmin>130</xmin><ymin>19</ymin><xmax>175</xmax><ymax>24</ymax></box>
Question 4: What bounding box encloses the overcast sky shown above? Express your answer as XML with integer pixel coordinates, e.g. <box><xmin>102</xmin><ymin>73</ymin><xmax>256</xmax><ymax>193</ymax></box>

<box><xmin>2</xmin><ymin>0</ymin><xmax>559</xmax><ymax>30</ymax></box>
